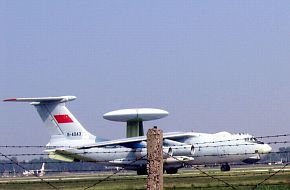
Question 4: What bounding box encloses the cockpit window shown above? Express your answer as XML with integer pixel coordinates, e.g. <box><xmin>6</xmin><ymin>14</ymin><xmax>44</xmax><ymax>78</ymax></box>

<box><xmin>245</xmin><ymin>137</ymin><xmax>264</xmax><ymax>144</ymax></box>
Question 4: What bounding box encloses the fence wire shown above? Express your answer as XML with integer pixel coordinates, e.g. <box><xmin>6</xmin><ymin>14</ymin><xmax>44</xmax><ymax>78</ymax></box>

<box><xmin>0</xmin><ymin>133</ymin><xmax>289</xmax><ymax>190</ymax></box>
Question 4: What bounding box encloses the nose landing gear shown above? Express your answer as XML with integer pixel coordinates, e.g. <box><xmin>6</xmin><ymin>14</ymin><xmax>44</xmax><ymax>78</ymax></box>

<box><xmin>220</xmin><ymin>163</ymin><xmax>230</xmax><ymax>171</ymax></box>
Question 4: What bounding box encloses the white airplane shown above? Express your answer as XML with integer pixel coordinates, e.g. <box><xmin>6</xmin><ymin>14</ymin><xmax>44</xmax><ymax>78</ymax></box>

<box><xmin>4</xmin><ymin>96</ymin><xmax>272</xmax><ymax>175</ymax></box>
<box><xmin>23</xmin><ymin>163</ymin><xmax>45</xmax><ymax>177</ymax></box>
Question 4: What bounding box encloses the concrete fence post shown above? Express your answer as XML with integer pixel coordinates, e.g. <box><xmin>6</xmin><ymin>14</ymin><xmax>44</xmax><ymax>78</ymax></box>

<box><xmin>147</xmin><ymin>126</ymin><xmax>163</xmax><ymax>190</ymax></box>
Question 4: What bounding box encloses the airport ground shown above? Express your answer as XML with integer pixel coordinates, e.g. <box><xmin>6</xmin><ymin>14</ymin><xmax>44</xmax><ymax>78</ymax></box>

<box><xmin>0</xmin><ymin>165</ymin><xmax>289</xmax><ymax>190</ymax></box>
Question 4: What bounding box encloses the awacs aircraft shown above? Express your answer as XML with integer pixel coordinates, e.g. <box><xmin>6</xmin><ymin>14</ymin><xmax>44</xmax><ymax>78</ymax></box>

<box><xmin>4</xmin><ymin>96</ymin><xmax>272</xmax><ymax>175</ymax></box>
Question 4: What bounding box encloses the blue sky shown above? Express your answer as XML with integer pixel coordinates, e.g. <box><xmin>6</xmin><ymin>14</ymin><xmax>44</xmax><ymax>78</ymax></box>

<box><xmin>1</xmin><ymin>1</ymin><xmax>290</xmax><ymax>147</ymax></box>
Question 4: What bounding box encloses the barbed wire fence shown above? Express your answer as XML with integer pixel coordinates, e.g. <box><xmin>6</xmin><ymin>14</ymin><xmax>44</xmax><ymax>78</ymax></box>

<box><xmin>0</xmin><ymin>151</ymin><xmax>59</xmax><ymax>190</ymax></box>
<box><xmin>164</xmin><ymin>151</ymin><xmax>290</xmax><ymax>190</ymax></box>
<box><xmin>0</xmin><ymin>133</ymin><xmax>289</xmax><ymax>189</ymax></box>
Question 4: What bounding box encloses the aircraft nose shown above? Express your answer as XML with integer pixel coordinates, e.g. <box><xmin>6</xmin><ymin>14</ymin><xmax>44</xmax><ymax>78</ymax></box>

<box><xmin>261</xmin><ymin>144</ymin><xmax>272</xmax><ymax>153</ymax></box>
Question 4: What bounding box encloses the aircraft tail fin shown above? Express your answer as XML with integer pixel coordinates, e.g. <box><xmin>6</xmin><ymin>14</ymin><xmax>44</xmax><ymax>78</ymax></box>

<box><xmin>40</xmin><ymin>163</ymin><xmax>45</xmax><ymax>171</ymax></box>
<box><xmin>4</xmin><ymin>96</ymin><xmax>96</xmax><ymax>147</ymax></box>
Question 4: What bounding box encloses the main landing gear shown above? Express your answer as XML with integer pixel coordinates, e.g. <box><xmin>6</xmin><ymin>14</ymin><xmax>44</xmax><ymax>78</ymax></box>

<box><xmin>165</xmin><ymin>168</ymin><xmax>178</xmax><ymax>174</ymax></box>
<box><xmin>220</xmin><ymin>163</ymin><xmax>230</xmax><ymax>171</ymax></box>
<box><xmin>137</xmin><ymin>167</ymin><xmax>148</xmax><ymax>175</ymax></box>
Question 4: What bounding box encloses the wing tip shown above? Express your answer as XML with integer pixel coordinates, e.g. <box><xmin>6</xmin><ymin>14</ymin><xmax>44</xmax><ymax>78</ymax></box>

<box><xmin>3</xmin><ymin>98</ymin><xmax>17</xmax><ymax>102</ymax></box>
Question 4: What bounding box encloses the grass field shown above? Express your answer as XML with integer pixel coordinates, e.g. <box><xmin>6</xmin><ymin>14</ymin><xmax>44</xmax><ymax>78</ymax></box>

<box><xmin>0</xmin><ymin>165</ymin><xmax>289</xmax><ymax>190</ymax></box>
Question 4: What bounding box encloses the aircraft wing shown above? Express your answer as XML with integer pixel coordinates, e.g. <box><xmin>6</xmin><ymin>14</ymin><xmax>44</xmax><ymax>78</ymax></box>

<box><xmin>77</xmin><ymin>132</ymin><xmax>196</xmax><ymax>149</ymax></box>
<box><xmin>45</xmin><ymin>132</ymin><xmax>196</xmax><ymax>163</ymax></box>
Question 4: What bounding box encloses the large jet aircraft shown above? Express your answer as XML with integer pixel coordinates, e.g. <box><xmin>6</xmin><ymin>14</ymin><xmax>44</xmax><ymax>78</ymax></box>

<box><xmin>3</xmin><ymin>96</ymin><xmax>272</xmax><ymax>175</ymax></box>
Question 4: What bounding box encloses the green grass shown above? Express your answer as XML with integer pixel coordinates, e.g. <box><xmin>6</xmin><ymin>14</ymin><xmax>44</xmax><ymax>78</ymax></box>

<box><xmin>0</xmin><ymin>167</ymin><xmax>289</xmax><ymax>190</ymax></box>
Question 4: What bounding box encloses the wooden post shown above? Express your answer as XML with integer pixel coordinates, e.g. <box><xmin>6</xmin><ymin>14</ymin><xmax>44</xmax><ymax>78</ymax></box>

<box><xmin>147</xmin><ymin>126</ymin><xmax>163</xmax><ymax>190</ymax></box>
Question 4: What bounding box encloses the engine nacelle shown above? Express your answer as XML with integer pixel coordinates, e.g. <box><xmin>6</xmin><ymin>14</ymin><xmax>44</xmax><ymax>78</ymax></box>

<box><xmin>163</xmin><ymin>145</ymin><xmax>195</xmax><ymax>158</ymax></box>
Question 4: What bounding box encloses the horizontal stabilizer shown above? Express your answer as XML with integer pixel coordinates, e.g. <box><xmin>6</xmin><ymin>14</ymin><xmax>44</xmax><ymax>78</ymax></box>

<box><xmin>48</xmin><ymin>152</ymin><xmax>75</xmax><ymax>162</ymax></box>
<box><xmin>3</xmin><ymin>96</ymin><xmax>76</xmax><ymax>103</ymax></box>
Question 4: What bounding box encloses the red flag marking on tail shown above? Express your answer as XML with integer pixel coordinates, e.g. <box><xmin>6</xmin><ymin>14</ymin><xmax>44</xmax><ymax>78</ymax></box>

<box><xmin>54</xmin><ymin>114</ymin><xmax>73</xmax><ymax>123</ymax></box>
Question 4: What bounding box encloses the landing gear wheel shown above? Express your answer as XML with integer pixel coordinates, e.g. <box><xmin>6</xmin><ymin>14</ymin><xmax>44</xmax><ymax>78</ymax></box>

<box><xmin>137</xmin><ymin>168</ymin><xmax>147</xmax><ymax>175</ymax></box>
<box><xmin>220</xmin><ymin>163</ymin><xmax>230</xmax><ymax>172</ymax></box>
<box><xmin>166</xmin><ymin>168</ymin><xmax>178</xmax><ymax>174</ymax></box>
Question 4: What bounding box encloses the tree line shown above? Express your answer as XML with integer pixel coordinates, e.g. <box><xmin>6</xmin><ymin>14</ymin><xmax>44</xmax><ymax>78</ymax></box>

<box><xmin>261</xmin><ymin>146</ymin><xmax>290</xmax><ymax>163</ymax></box>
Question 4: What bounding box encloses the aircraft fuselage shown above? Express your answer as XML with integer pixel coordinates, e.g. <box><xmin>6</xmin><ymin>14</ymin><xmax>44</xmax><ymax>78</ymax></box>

<box><xmin>55</xmin><ymin>131</ymin><xmax>271</xmax><ymax>173</ymax></box>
